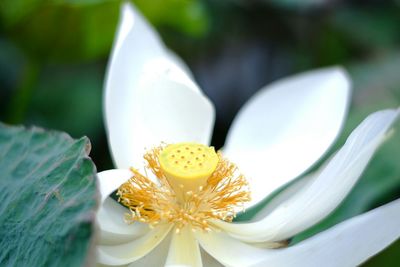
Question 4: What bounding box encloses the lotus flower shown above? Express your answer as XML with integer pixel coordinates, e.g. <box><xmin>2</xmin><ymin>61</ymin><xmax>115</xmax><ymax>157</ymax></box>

<box><xmin>96</xmin><ymin>3</ymin><xmax>400</xmax><ymax>267</ymax></box>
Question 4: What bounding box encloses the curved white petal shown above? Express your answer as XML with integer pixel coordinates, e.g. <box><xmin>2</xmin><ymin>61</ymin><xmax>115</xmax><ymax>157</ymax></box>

<box><xmin>111</xmin><ymin>3</ymin><xmax>195</xmax><ymax>87</ymax></box>
<box><xmin>96</xmin><ymin>169</ymin><xmax>150</xmax><ymax>244</ymax></box>
<box><xmin>97</xmin><ymin>169</ymin><xmax>133</xmax><ymax>202</ymax></box>
<box><xmin>197</xmin><ymin>198</ymin><xmax>400</xmax><ymax>267</ymax></box>
<box><xmin>224</xmin><ymin>67</ymin><xmax>351</xmax><ymax>206</ymax></box>
<box><xmin>252</xmin><ymin>198</ymin><xmax>400</xmax><ymax>267</ymax></box>
<box><xmin>196</xmin><ymin>231</ymin><xmax>274</xmax><ymax>267</ymax></box>
<box><xmin>246</xmin><ymin>152</ymin><xmax>334</xmax><ymax>222</ymax></box>
<box><xmin>249</xmin><ymin>171</ymin><xmax>315</xmax><ymax>222</ymax></box>
<box><xmin>165</xmin><ymin>227</ymin><xmax>202</xmax><ymax>267</ymax></box>
<box><xmin>105</xmin><ymin>2</ymin><xmax>214</xmax><ymax>168</ymax></box>
<box><xmin>200</xmin><ymin>249</ymin><xmax>224</xmax><ymax>267</ymax></box>
<box><xmin>97</xmin><ymin>198</ymin><xmax>149</xmax><ymax>245</ymax></box>
<box><xmin>127</xmin><ymin>233</ymin><xmax>171</xmax><ymax>267</ymax></box>
<box><xmin>97</xmin><ymin>224</ymin><xmax>172</xmax><ymax>266</ymax></box>
<box><xmin>215</xmin><ymin>108</ymin><xmax>400</xmax><ymax>242</ymax></box>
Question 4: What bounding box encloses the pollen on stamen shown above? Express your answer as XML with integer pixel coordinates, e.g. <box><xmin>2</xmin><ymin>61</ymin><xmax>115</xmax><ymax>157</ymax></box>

<box><xmin>116</xmin><ymin>143</ymin><xmax>251</xmax><ymax>233</ymax></box>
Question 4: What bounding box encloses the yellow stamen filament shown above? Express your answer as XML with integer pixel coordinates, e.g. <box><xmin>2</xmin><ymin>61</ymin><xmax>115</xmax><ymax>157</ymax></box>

<box><xmin>117</xmin><ymin>143</ymin><xmax>251</xmax><ymax>232</ymax></box>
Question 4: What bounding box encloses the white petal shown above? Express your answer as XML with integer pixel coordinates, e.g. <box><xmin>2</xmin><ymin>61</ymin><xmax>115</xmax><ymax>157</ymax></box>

<box><xmin>249</xmin><ymin>171</ymin><xmax>315</xmax><ymax>222</ymax></box>
<box><xmin>113</xmin><ymin>3</ymin><xmax>195</xmax><ymax>83</ymax></box>
<box><xmin>127</xmin><ymin>234</ymin><xmax>171</xmax><ymax>267</ymax></box>
<box><xmin>97</xmin><ymin>224</ymin><xmax>172</xmax><ymax>266</ymax></box>
<box><xmin>165</xmin><ymin>227</ymin><xmax>202</xmax><ymax>267</ymax></box>
<box><xmin>96</xmin><ymin>169</ymin><xmax>149</xmax><ymax>244</ymax></box>
<box><xmin>200</xmin><ymin>249</ymin><xmax>224</xmax><ymax>267</ymax></box>
<box><xmin>97</xmin><ymin>169</ymin><xmax>133</xmax><ymax>202</ymax></box>
<box><xmin>196</xmin><ymin>231</ymin><xmax>274</xmax><ymax>267</ymax></box>
<box><xmin>97</xmin><ymin>198</ymin><xmax>149</xmax><ymax>245</ymax></box>
<box><xmin>109</xmin><ymin>2</ymin><xmax>195</xmax><ymax>91</ymax></box>
<box><xmin>215</xmin><ymin>108</ymin><xmax>400</xmax><ymax>242</ymax></box>
<box><xmin>198</xmin><ymin>199</ymin><xmax>400</xmax><ymax>267</ymax></box>
<box><xmin>224</xmin><ymin>67</ymin><xmax>351</xmax><ymax>206</ymax></box>
<box><xmin>253</xmin><ymin>198</ymin><xmax>400</xmax><ymax>267</ymax></box>
<box><xmin>105</xmin><ymin>2</ymin><xmax>214</xmax><ymax>168</ymax></box>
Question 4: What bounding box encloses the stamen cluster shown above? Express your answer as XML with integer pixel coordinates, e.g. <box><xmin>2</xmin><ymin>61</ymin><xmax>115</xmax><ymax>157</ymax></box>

<box><xmin>117</xmin><ymin>145</ymin><xmax>251</xmax><ymax>232</ymax></box>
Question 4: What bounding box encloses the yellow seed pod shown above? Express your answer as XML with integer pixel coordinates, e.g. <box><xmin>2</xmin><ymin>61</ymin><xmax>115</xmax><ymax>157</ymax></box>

<box><xmin>159</xmin><ymin>143</ymin><xmax>219</xmax><ymax>194</ymax></box>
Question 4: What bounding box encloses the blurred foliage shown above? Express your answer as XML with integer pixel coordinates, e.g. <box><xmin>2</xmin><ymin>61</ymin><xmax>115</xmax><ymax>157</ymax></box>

<box><xmin>331</xmin><ymin>8</ymin><xmax>400</xmax><ymax>51</ymax></box>
<box><xmin>0</xmin><ymin>0</ymin><xmax>121</xmax><ymax>62</ymax></box>
<box><xmin>1</xmin><ymin>0</ymin><xmax>400</xmax><ymax>265</ymax></box>
<box><xmin>0</xmin><ymin>123</ymin><xmax>97</xmax><ymax>266</ymax></box>
<box><xmin>258</xmin><ymin>0</ymin><xmax>334</xmax><ymax>10</ymax></box>
<box><xmin>0</xmin><ymin>0</ymin><xmax>209</xmax><ymax>63</ymax></box>
<box><xmin>133</xmin><ymin>0</ymin><xmax>209</xmax><ymax>37</ymax></box>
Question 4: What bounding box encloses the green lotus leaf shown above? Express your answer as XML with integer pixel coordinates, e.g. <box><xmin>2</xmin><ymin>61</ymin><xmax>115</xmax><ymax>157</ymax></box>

<box><xmin>0</xmin><ymin>123</ymin><xmax>98</xmax><ymax>266</ymax></box>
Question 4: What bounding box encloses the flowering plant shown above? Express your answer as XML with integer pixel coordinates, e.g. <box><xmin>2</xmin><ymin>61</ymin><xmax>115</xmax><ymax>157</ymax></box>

<box><xmin>96</xmin><ymin>3</ymin><xmax>400</xmax><ymax>267</ymax></box>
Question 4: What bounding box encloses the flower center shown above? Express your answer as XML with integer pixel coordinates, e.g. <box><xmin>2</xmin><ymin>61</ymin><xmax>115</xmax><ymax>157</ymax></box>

<box><xmin>117</xmin><ymin>142</ymin><xmax>251</xmax><ymax>233</ymax></box>
<box><xmin>159</xmin><ymin>143</ymin><xmax>219</xmax><ymax>198</ymax></box>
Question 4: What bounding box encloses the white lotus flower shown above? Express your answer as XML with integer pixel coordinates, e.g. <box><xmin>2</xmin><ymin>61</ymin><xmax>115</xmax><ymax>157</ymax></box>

<box><xmin>96</xmin><ymin>3</ymin><xmax>400</xmax><ymax>267</ymax></box>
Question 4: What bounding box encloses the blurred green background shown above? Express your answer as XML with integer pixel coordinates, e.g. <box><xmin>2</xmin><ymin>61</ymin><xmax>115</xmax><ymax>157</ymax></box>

<box><xmin>0</xmin><ymin>0</ymin><xmax>399</xmax><ymax>265</ymax></box>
